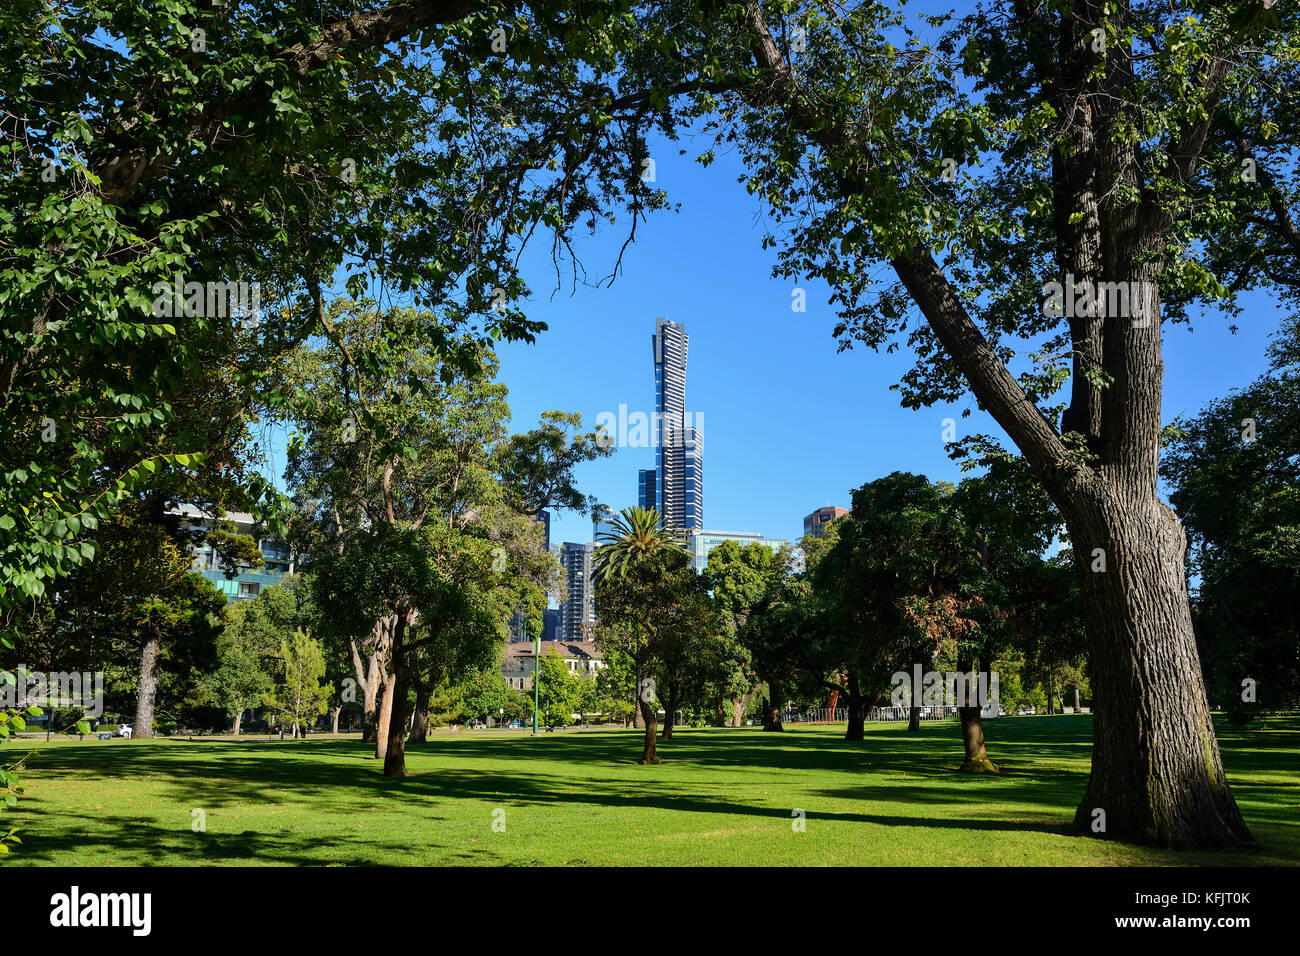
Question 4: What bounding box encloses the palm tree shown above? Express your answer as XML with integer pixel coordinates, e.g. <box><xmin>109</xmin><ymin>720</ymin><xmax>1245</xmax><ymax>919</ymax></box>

<box><xmin>591</xmin><ymin>506</ymin><xmax>689</xmax><ymax>583</ymax></box>
<box><xmin>590</xmin><ymin>506</ymin><xmax>690</xmax><ymax>763</ymax></box>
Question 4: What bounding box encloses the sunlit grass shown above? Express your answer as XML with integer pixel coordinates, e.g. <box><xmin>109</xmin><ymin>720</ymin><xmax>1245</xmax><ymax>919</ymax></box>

<box><xmin>6</xmin><ymin>715</ymin><xmax>1298</xmax><ymax>865</ymax></box>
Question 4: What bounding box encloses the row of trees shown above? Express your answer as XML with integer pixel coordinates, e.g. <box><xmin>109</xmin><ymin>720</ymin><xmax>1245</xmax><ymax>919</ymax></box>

<box><xmin>588</xmin><ymin>462</ymin><xmax>1086</xmax><ymax>772</ymax></box>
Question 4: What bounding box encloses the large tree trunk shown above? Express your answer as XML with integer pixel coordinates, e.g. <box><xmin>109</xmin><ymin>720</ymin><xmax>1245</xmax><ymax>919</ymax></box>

<box><xmin>408</xmin><ymin>684</ymin><xmax>431</xmax><ymax>744</ymax></box>
<box><xmin>382</xmin><ymin>666</ymin><xmax>411</xmax><ymax>777</ymax></box>
<box><xmin>375</xmin><ymin>672</ymin><xmax>396</xmax><ymax>761</ymax></box>
<box><xmin>731</xmin><ymin>684</ymin><xmax>759</xmax><ymax>727</ymax></box>
<box><xmin>383</xmin><ymin>611</ymin><xmax>418</xmax><ymax>777</ymax></box>
<box><xmin>231</xmin><ymin>710</ymin><xmax>243</xmax><ymax>737</ymax></box>
<box><xmin>907</xmin><ymin>703</ymin><xmax>921</xmax><ymax>733</ymax></box>
<box><xmin>660</xmin><ymin>686</ymin><xmax>679</xmax><ymax>740</ymax></box>
<box><xmin>132</xmin><ymin>635</ymin><xmax>161</xmax><ymax>739</ymax></box>
<box><xmin>329</xmin><ymin>705</ymin><xmax>341</xmax><ymax>735</ymax></box>
<box><xmin>353</xmin><ymin>618</ymin><xmax>392</xmax><ymax>744</ymax></box>
<box><xmin>1067</xmin><ymin>498</ymin><xmax>1250</xmax><ymax>847</ymax></box>
<box><xmin>844</xmin><ymin>679</ymin><xmax>877</xmax><ymax>742</ymax></box>
<box><xmin>957</xmin><ymin>658</ymin><xmax>997</xmax><ymax>773</ymax></box>
<box><xmin>638</xmin><ymin>696</ymin><xmax>659</xmax><ymax>764</ymax></box>
<box><xmin>764</xmin><ymin>678</ymin><xmax>784</xmax><ymax>732</ymax></box>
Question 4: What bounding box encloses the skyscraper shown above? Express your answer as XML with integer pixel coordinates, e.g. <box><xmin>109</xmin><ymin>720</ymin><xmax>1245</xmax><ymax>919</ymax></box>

<box><xmin>592</xmin><ymin>505</ymin><xmax>617</xmax><ymax>542</ymax></box>
<box><xmin>559</xmin><ymin>541</ymin><xmax>596</xmax><ymax>643</ymax></box>
<box><xmin>652</xmin><ymin>318</ymin><xmax>703</xmax><ymax>530</ymax></box>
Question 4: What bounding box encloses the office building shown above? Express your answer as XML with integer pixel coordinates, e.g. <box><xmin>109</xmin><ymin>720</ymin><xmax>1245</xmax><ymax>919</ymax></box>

<box><xmin>559</xmin><ymin>541</ymin><xmax>596</xmax><ymax>643</ymax></box>
<box><xmin>686</xmin><ymin>529</ymin><xmax>790</xmax><ymax>574</ymax></box>
<box><xmin>803</xmin><ymin>506</ymin><xmax>849</xmax><ymax>538</ymax></box>
<box><xmin>543</xmin><ymin>607</ymin><xmax>562</xmax><ymax>643</ymax></box>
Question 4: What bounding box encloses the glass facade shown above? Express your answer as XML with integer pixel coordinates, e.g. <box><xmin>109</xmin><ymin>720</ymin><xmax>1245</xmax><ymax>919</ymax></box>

<box><xmin>687</xmin><ymin>530</ymin><xmax>790</xmax><ymax>573</ymax></box>
<box><xmin>559</xmin><ymin>542</ymin><xmax>596</xmax><ymax>642</ymax></box>
<box><xmin>170</xmin><ymin>506</ymin><xmax>294</xmax><ymax>602</ymax></box>
<box><xmin>637</xmin><ymin>469</ymin><xmax>658</xmax><ymax>511</ymax></box>
<box><xmin>652</xmin><ymin>318</ymin><xmax>703</xmax><ymax>529</ymax></box>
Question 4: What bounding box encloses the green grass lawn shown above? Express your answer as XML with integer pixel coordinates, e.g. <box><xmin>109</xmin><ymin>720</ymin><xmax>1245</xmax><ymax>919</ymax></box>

<box><xmin>6</xmin><ymin>714</ymin><xmax>1299</xmax><ymax>866</ymax></box>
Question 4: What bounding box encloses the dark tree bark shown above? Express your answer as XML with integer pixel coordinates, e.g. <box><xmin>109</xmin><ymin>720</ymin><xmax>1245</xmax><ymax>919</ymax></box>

<box><xmin>408</xmin><ymin>684</ymin><xmax>431</xmax><ymax>744</ymax></box>
<box><xmin>1066</xmin><ymin>498</ymin><xmax>1250</xmax><ymax>845</ymax></box>
<box><xmin>907</xmin><ymin>704</ymin><xmax>921</xmax><ymax>733</ymax></box>
<box><xmin>957</xmin><ymin>660</ymin><xmax>997</xmax><ymax>773</ymax></box>
<box><xmin>660</xmin><ymin>686</ymin><xmax>680</xmax><ymax>740</ymax></box>
<box><xmin>132</xmin><ymin>635</ymin><xmax>161</xmax><ymax>739</ymax></box>
<box><xmin>763</xmin><ymin>679</ymin><xmax>784</xmax><ymax>732</ymax></box>
<box><xmin>638</xmin><ymin>696</ymin><xmax>659</xmax><ymax>764</ymax></box>
<box><xmin>843</xmin><ymin>679</ymin><xmax>880</xmax><ymax>742</ymax></box>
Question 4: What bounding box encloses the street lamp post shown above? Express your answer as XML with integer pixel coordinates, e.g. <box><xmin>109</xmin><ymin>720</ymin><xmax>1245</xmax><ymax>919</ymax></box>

<box><xmin>532</xmin><ymin>633</ymin><xmax>540</xmax><ymax>736</ymax></box>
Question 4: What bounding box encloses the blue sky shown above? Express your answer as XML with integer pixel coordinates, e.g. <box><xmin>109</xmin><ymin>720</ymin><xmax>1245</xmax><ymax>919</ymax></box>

<box><xmin>492</xmin><ymin>142</ymin><xmax>1284</xmax><ymax>550</ymax></box>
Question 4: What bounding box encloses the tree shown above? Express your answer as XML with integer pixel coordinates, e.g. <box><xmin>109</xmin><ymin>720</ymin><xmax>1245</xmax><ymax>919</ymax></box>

<box><xmin>601</xmin><ymin>0</ymin><xmax>1292</xmax><ymax>846</ymax></box>
<box><xmin>702</xmin><ymin>538</ymin><xmax>790</xmax><ymax>723</ymax></box>
<box><xmin>593</xmin><ymin>505</ymin><xmax>690</xmax><ymax>735</ymax></box>
<box><xmin>808</xmin><ymin>515</ymin><xmax>909</xmax><ymax>743</ymax></box>
<box><xmin>43</xmin><ymin>504</ymin><xmax>227</xmax><ymax>739</ymax></box>
<box><xmin>536</xmin><ymin>649</ymin><xmax>583</xmax><ymax>728</ymax></box>
<box><xmin>283</xmin><ymin>301</ymin><xmax>557</xmax><ymax>773</ymax></box>
<box><xmin>594</xmin><ymin>529</ymin><xmax>710</xmax><ymax>763</ymax></box>
<box><xmin>592</xmin><ymin>506</ymin><xmax>688</xmax><ymax>582</ymax></box>
<box><xmin>459</xmin><ymin>667</ymin><xmax>513</xmax><ymax>726</ymax></box>
<box><xmin>496</xmin><ymin>411</ymin><xmax>614</xmax><ymax>517</ymax></box>
<box><xmin>200</xmin><ymin>629</ymin><xmax>273</xmax><ymax>736</ymax></box>
<box><xmin>265</xmin><ymin>629</ymin><xmax>333</xmax><ymax>739</ymax></box>
<box><xmin>1</xmin><ymin>0</ymin><xmax>671</xmax><ymax>621</ymax></box>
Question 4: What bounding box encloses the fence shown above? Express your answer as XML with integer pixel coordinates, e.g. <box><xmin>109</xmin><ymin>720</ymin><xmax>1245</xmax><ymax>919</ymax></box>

<box><xmin>779</xmin><ymin>705</ymin><xmax>959</xmax><ymax>724</ymax></box>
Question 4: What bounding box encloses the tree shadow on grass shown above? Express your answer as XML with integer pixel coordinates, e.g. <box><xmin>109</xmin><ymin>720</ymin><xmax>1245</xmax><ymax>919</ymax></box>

<box><xmin>12</xmin><ymin>717</ymin><xmax>1299</xmax><ymax>866</ymax></box>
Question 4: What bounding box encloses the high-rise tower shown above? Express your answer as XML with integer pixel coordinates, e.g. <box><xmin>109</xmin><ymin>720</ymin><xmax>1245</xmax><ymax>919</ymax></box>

<box><xmin>652</xmin><ymin>318</ymin><xmax>703</xmax><ymax>530</ymax></box>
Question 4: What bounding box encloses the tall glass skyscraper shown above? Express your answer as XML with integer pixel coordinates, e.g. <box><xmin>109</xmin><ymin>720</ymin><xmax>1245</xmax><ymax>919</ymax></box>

<box><xmin>559</xmin><ymin>541</ymin><xmax>596</xmax><ymax>643</ymax></box>
<box><xmin>652</xmin><ymin>318</ymin><xmax>703</xmax><ymax>530</ymax></box>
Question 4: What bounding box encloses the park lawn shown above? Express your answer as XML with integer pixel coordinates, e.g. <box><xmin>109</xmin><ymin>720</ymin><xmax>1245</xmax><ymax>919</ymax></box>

<box><xmin>5</xmin><ymin>715</ymin><xmax>1299</xmax><ymax>866</ymax></box>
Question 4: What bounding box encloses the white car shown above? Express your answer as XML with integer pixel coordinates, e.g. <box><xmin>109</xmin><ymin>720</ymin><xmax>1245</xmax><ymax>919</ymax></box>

<box><xmin>116</xmin><ymin>724</ymin><xmax>132</xmax><ymax>739</ymax></box>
